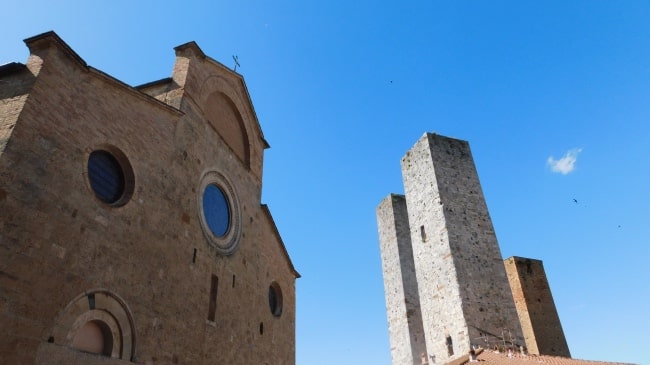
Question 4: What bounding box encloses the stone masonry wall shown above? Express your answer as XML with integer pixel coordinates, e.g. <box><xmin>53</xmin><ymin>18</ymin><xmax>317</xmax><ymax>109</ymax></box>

<box><xmin>422</xmin><ymin>134</ymin><xmax>523</xmax><ymax>350</ymax></box>
<box><xmin>400</xmin><ymin>133</ymin><xmax>523</xmax><ymax>363</ymax></box>
<box><xmin>0</xmin><ymin>33</ymin><xmax>296</xmax><ymax>365</ymax></box>
<box><xmin>377</xmin><ymin>194</ymin><xmax>427</xmax><ymax>365</ymax></box>
<box><xmin>401</xmin><ymin>133</ymin><xmax>467</xmax><ymax>363</ymax></box>
<box><xmin>505</xmin><ymin>257</ymin><xmax>570</xmax><ymax>357</ymax></box>
<box><xmin>0</xmin><ymin>64</ymin><xmax>35</xmax><ymax>156</ymax></box>
<box><xmin>378</xmin><ymin>133</ymin><xmax>574</xmax><ymax>364</ymax></box>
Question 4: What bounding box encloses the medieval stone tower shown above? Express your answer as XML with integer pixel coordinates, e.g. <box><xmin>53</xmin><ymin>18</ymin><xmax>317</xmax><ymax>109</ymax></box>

<box><xmin>377</xmin><ymin>133</ymin><xmax>525</xmax><ymax>364</ymax></box>
<box><xmin>505</xmin><ymin>257</ymin><xmax>571</xmax><ymax>357</ymax></box>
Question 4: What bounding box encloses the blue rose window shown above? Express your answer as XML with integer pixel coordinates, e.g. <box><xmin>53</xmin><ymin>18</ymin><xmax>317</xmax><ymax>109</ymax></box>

<box><xmin>202</xmin><ymin>184</ymin><xmax>230</xmax><ymax>237</ymax></box>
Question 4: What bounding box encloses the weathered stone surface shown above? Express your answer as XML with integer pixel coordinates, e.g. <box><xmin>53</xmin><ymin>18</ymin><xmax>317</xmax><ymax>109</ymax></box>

<box><xmin>0</xmin><ymin>31</ymin><xmax>298</xmax><ymax>365</ymax></box>
<box><xmin>378</xmin><ymin>133</ymin><xmax>527</xmax><ymax>364</ymax></box>
<box><xmin>377</xmin><ymin>194</ymin><xmax>427</xmax><ymax>365</ymax></box>
<box><xmin>505</xmin><ymin>256</ymin><xmax>570</xmax><ymax>357</ymax></box>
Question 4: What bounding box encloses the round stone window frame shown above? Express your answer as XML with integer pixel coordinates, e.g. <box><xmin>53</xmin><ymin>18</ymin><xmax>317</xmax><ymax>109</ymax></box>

<box><xmin>197</xmin><ymin>170</ymin><xmax>242</xmax><ymax>255</ymax></box>
<box><xmin>84</xmin><ymin>145</ymin><xmax>135</xmax><ymax>207</ymax></box>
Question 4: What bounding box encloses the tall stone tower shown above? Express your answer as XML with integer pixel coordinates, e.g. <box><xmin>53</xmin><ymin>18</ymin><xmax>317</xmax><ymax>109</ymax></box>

<box><xmin>377</xmin><ymin>133</ymin><xmax>524</xmax><ymax>364</ymax></box>
<box><xmin>505</xmin><ymin>257</ymin><xmax>571</xmax><ymax>357</ymax></box>
<box><xmin>377</xmin><ymin>194</ymin><xmax>427</xmax><ymax>365</ymax></box>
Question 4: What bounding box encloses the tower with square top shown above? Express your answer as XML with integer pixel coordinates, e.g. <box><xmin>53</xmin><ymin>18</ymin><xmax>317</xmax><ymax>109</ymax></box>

<box><xmin>377</xmin><ymin>133</ymin><xmax>526</xmax><ymax>364</ymax></box>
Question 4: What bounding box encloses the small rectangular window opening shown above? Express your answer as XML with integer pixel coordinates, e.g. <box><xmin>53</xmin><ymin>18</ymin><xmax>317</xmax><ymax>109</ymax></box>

<box><xmin>420</xmin><ymin>225</ymin><xmax>427</xmax><ymax>242</ymax></box>
<box><xmin>208</xmin><ymin>275</ymin><xmax>218</xmax><ymax>321</ymax></box>
<box><xmin>446</xmin><ymin>335</ymin><xmax>454</xmax><ymax>356</ymax></box>
<box><xmin>192</xmin><ymin>248</ymin><xmax>197</xmax><ymax>264</ymax></box>
<box><xmin>88</xmin><ymin>293</ymin><xmax>96</xmax><ymax>310</ymax></box>
<box><xmin>232</xmin><ymin>275</ymin><xmax>236</xmax><ymax>288</ymax></box>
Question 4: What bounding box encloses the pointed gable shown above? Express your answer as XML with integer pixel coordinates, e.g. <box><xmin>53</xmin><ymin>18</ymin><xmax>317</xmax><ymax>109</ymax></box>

<box><xmin>169</xmin><ymin>42</ymin><xmax>269</xmax><ymax>181</ymax></box>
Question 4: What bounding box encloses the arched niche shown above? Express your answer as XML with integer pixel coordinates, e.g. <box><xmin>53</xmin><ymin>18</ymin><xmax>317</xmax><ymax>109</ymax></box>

<box><xmin>204</xmin><ymin>91</ymin><xmax>250</xmax><ymax>168</ymax></box>
<box><xmin>48</xmin><ymin>290</ymin><xmax>136</xmax><ymax>361</ymax></box>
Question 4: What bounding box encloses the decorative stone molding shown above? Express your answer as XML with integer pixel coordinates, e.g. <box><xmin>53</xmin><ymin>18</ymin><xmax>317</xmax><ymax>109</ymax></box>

<box><xmin>197</xmin><ymin>169</ymin><xmax>242</xmax><ymax>255</ymax></box>
<box><xmin>49</xmin><ymin>289</ymin><xmax>136</xmax><ymax>361</ymax></box>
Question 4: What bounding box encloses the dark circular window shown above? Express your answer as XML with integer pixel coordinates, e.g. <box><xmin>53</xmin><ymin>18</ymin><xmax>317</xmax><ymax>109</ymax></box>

<box><xmin>88</xmin><ymin>150</ymin><xmax>132</xmax><ymax>205</ymax></box>
<box><xmin>269</xmin><ymin>282</ymin><xmax>283</xmax><ymax>317</ymax></box>
<box><xmin>197</xmin><ymin>171</ymin><xmax>241</xmax><ymax>255</ymax></box>
<box><xmin>202</xmin><ymin>184</ymin><xmax>231</xmax><ymax>237</ymax></box>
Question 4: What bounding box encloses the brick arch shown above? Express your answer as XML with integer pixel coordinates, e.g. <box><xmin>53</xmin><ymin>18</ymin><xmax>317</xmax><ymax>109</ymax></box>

<box><xmin>48</xmin><ymin>289</ymin><xmax>136</xmax><ymax>361</ymax></box>
<box><xmin>204</xmin><ymin>91</ymin><xmax>250</xmax><ymax>167</ymax></box>
<box><xmin>198</xmin><ymin>76</ymin><xmax>253</xmax><ymax>169</ymax></box>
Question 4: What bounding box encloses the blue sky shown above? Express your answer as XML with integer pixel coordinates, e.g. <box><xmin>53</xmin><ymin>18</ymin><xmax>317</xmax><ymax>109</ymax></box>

<box><xmin>2</xmin><ymin>2</ymin><xmax>649</xmax><ymax>364</ymax></box>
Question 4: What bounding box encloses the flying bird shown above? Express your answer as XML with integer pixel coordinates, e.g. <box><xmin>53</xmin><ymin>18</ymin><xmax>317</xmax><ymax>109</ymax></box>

<box><xmin>573</xmin><ymin>198</ymin><xmax>578</xmax><ymax>204</ymax></box>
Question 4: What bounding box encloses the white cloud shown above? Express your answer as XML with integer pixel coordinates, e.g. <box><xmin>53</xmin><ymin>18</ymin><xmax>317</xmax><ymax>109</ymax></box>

<box><xmin>547</xmin><ymin>148</ymin><xmax>582</xmax><ymax>175</ymax></box>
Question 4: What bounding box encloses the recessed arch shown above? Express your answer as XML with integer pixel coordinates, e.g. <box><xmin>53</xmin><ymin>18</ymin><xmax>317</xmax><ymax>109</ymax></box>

<box><xmin>48</xmin><ymin>290</ymin><xmax>136</xmax><ymax>361</ymax></box>
<box><xmin>71</xmin><ymin>319</ymin><xmax>113</xmax><ymax>356</ymax></box>
<box><xmin>204</xmin><ymin>91</ymin><xmax>250</xmax><ymax>168</ymax></box>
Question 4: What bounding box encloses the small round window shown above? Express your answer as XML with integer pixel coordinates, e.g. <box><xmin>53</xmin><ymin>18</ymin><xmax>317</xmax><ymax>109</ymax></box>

<box><xmin>197</xmin><ymin>171</ymin><xmax>241</xmax><ymax>255</ymax></box>
<box><xmin>87</xmin><ymin>149</ymin><xmax>133</xmax><ymax>206</ymax></box>
<box><xmin>269</xmin><ymin>282</ymin><xmax>283</xmax><ymax>317</ymax></box>
<box><xmin>202</xmin><ymin>184</ymin><xmax>230</xmax><ymax>237</ymax></box>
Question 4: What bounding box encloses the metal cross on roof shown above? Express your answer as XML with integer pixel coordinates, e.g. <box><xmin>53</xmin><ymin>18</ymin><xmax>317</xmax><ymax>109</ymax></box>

<box><xmin>232</xmin><ymin>55</ymin><xmax>240</xmax><ymax>72</ymax></box>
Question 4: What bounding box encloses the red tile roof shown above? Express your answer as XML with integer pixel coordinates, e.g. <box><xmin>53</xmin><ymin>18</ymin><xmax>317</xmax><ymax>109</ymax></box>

<box><xmin>449</xmin><ymin>348</ymin><xmax>636</xmax><ymax>365</ymax></box>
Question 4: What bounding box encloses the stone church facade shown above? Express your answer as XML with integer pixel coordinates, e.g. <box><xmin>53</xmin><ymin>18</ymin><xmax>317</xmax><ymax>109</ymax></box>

<box><xmin>0</xmin><ymin>32</ymin><xmax>298</xmax><ymax>364</ymax></box>
<box><xmin>377</xmin><ymin>133</ymin><xmax>570</xmax><ymax>365</ymax></box>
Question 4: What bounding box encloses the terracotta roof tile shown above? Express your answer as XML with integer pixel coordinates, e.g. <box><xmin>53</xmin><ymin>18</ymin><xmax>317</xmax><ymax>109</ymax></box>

<box><xmin>453</xmin><ymin>349</ymin><xmax>637</xmax><ymax>365</ymax></box>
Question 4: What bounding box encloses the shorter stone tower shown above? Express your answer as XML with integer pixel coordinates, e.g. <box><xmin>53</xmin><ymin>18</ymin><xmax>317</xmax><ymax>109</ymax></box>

<box><xmin>377</xmin><ymin>194</ymin><xmax>427</xmax><ymax>365</ymax></box>
<box><xmin>505</xmin><ymin>257</ymin><xmax>571</xmax><ymax>357</ymax></box>
<box><xmin>377</xmin><ymin>133</ymin><xmax>524</xmax><ymax>364</ymax></box>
